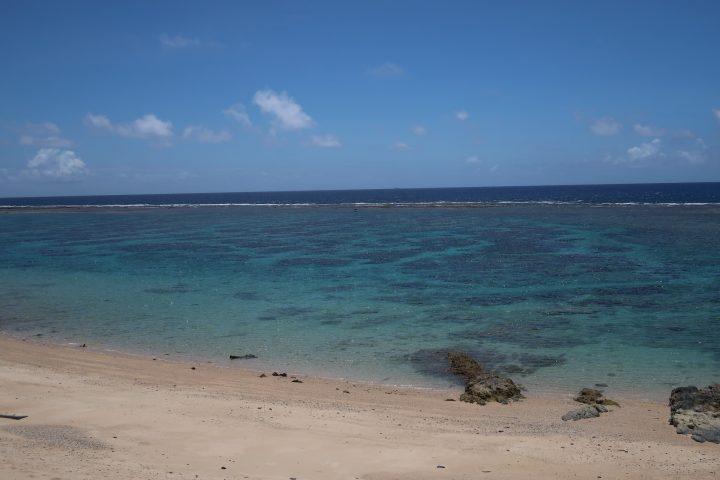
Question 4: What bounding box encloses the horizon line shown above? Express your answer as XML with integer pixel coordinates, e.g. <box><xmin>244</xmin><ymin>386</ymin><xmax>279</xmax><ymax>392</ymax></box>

<box><xmin>2</xmin><ymin>180</ymin><xmax>719</xmax><ymax>201</ymax></box>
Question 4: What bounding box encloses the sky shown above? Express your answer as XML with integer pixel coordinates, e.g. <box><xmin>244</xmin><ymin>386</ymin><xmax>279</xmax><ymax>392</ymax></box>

<box><xmin>1</xmin><ymin>0</ymin><xmax>719</xmax><ymax>197</ymax></box>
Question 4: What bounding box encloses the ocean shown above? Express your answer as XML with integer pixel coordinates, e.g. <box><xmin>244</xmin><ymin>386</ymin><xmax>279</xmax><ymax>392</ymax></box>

<box><xmin>1</xmin><ymin>183</ymin><xmax>719</xmax><ymax>397</ymax></box>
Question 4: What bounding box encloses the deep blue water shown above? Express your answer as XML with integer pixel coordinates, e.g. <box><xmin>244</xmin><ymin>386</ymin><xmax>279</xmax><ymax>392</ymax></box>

<box><xmin>1</xmin><ymin>183</ymin><xmax>719</xmax><ymax>398</ymax></box>
<box><xmin>2</xmin><ymin>182</ymin><xmax>720</xmax><ymax>207</ymax></box>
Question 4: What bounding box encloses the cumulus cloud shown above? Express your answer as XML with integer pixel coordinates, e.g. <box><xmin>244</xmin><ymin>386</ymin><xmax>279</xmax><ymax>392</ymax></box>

<box><xmin>412</xmin><ymin>125</ymin><xmax>427</xmax><ymax>136</ymax></box>
<box><xmin>19</xmin><ymin>122</ymin><xmax>72</xmax><ymax>148</ymax></box>
<box><xmin>182</xmin><ymin>126</ymin><xmax>231</xmax><ymax>143</ymax></box>
<box><xmin>310</xmin><ymin>134</ymin><xmax>341</xmax><ymax>148</ymax></box>
<box><xmin>252</xmin><ymin>89</ymin><xmax>313</xmax><ymax>131</ymax></box>
<box><xmin>367</xmin><ymin>62</ymin><xmax>405</xmax><ymax>77</ymax></box>
<box><xmin>223</xmin><ymin>103</ymin><xmax>252</xmax><ymax>127</ymax></box>
<box><xmin>85</xmin><ymin>113</ymin><xmax>112</xmax><ymax>129</ymax></box>
<box><xmin>611</xmin><ymin>136</ymin><xmax>709</xmax><ymax>166</ymax></box>
<box><xmin>590</xmin><ymin>117</ymin><xmax>622</xmax><ymax>136</ymax></box>
<box><xmin>627</xmin><ymin>138</ymin><xmax>662</xmax><ymax>161</ymax></box>
<box><xmin>25</xmin><ymin>148</ymin><xmax>87</xmax><ymax>179</ymax></box>
<box><xmin>633</xmin><ymin>124</ymin><xmax>664</xmax><ymax>137</ymax></box>
<box><xmin>392</xmin><ymin>142</ymin><xmax>410</xmax><ymax>151</ymax></box>
<box><xmin>85</xmin><ymin>113</ymin><xmax>173</xmax><ymax>139</ymax></box>
<box><xmin>456</xmin><ymin>110</ymin><xmax>469</xmax><ymax>121</ymax></box>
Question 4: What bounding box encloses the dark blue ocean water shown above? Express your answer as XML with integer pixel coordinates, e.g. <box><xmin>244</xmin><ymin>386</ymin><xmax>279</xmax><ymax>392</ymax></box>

<box><xmin>1</xmin><ymin>183</ymin><xmax>719</xmax><ymax>398</ymax></box>
<box><xmin>2</xmin><ymin>182</ymin><xmax>720</xmax><ymax>207</ymax></box>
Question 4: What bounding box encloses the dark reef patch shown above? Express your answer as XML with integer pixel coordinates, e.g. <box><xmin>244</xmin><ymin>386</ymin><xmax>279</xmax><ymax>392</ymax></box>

<box><xmin>450</xmin><ymin>317</ymin><xmax>588</xmax><ymax>349</ymax></box>
<box><xmin>233</xmin><ymin>291</ymin><xmax>261</xmax><ymax>300</ymax></box>
<box><xmin>144</xmin><ymin>283</ymin><xmax>197</xmax><ymax>295</ymax></box>
<box><xmin>276</xmin><ymin>257</ymin><xmax>353</xmax><ymax>267</ymax></box>
<box><xmin>402</xmin><ymin>347</ymin><xmax>565</xmax><ymax>381</ymax></box>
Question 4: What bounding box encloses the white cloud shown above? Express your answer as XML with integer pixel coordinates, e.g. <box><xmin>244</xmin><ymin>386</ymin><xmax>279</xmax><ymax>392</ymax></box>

<box><xmin>677</xmin><ymin>138</ymin><xmax>708</xmax><ymax>165</ymax></box>
<box><xmin>19</xmin><ymin>122</ymin><xmax>72</xmax><ymax>148</ymax></box>
<box><xmin>411</xmin><ymin>125</ymin><xmax>426</xmax><ymax>136</ymax></box>
<box><xmin>633</xmin><ymin>124</ymin><xmax>664</xmax><ymax>137</ymax></box>
<box><xmin>310</xmin><ymin>134</ymin><xmax>341</xmax><ymax>148</ymax></box>
<box><xmin>25</xmin><ymin>148</ymin><xmax>87</xmax><ymax>179</ymax></box>
<box><xmin>182</xmin><ymin>126</ymin><xmax>231</xmax><ymax>143</ymax></box>
<box><xmin>159</xmin><ymin>34</ymin><xmax>220</xmax><ymax>48</ymax></box>
<box><xmin>455</xmin><ymin>110</ymin><xmax>469</xmax><ymax>121</ymax></box>
<box><xmin>626</xmin><ymin>138</ymin><xmax>662</xmax><ymax>161</ymax></box>
<box><xmin>85</xmin><ymin>113</ymin><xmax>174</xmax><ymax>139</ymax></box>
<box><xmin>160</xmin><ymin>34</ymin><xmax>200</xmax><ymax>48</ymax></box>
<box><xmin>85</xmin><ymin>113</ymin><xmax>112</xmax><ymax>129</ymax></box>
<box><xmin>223</xmin><ymin>103</ymin><xmax>252</xmax><ymax>127</ymax></box>
<box><xmin>367</xmin><ymin>62</ymin><xmax>405</xmax><ymax>78</ymax></box>
<box><xmin>678</xmin><ymin>150</ymin><xmax>705</xmax><ymax>164</ymax></box>
<box><xmin>252</xmin><ymin>89</ymin><xmax>313</xmax><ymax>131</ymax></box>
<box><xmin>590</xmin><ymin>117</ymin><xmax>622</xmax><ymax>136</ymax></box>
<box><xmin>714</xmin><ymin>108</ymin><xmax>720</xmax><ymax>121</ymax></box>
<box><xmin>392</xmin><ymin>142</ymin><xmax>410</xmax><ymax>151</ymax></box>
<box><xmin>465</xmin><ymin>156</ymin><xmax>480</xmax><ymax>163</ymax></box>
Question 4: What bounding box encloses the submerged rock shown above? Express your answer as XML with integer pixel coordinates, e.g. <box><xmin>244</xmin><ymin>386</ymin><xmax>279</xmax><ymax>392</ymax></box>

<box><xmin>447</xmin><ymin>351</ymin><xmax>485</xmax><ymax>380</ymax></box>
<box><xmin>562</xmin><ymin>404</ymin><xmax>603</xmax><ymax>421</ymax></box>
<box><xmin>447</xmin><ymin>351</ymin><xmax>523</xmax><ymax>405</ymax></box>
<box><xmin>669</xmin><ymin>384</ymin><xmax>720</xmax><ymax>443</ymax></box>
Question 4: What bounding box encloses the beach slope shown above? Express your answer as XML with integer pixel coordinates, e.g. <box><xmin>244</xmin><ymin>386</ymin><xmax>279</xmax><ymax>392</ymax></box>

<box><xmin>0</xmin><ymin>335</ymin><xmax>717</xmax><ymax>480</ymax></box>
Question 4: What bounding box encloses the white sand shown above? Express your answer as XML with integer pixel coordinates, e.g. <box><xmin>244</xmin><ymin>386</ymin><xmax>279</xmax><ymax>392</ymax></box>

<box><xmin>0</xmin><ymin>334</ymin><xmax>717</xmax><ymax>479</ymax></box>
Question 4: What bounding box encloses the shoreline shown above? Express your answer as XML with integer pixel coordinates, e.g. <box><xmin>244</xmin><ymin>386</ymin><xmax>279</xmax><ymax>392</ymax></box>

<box><xmin>0</xmin><ymin>330</ymin><xmax>683</xmax><ymax>402</ymax></box>
<box><xmin>1</xmin><ymin>333</ymin><xmax>717</xmax><ymax>479</ymax></box>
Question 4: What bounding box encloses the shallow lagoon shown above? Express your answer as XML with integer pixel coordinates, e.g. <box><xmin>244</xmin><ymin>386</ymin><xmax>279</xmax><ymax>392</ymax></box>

<box><xmin>1</xmin><ymin>203</ymin><xmax>719</xmax><ymax>397</ymax></box>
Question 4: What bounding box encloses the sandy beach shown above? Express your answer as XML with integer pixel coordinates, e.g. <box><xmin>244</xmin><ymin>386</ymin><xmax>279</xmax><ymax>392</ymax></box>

<box><xmin>0</xmin><ymin>334</ymin><xmax>716</xmax><ymax>479</ymax></box>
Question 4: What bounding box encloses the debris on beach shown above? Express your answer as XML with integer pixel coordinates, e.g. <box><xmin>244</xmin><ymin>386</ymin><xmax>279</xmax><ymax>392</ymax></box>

<box><xmin>447</xmin><ymin>351</ymin><xmax>524</xmax><ymax>405</ymax></box>
<box><xmin>562</xmin><ymin>387</ymin><xmax>618</xmax><ymax>421</ymax></box>
<box><xmin>272</xmin><ymin>372</ymin><xmax>288</xmax><ymax>377</ymax></box>
<box><xmin>669</xmin><ymin>384</ymin><xmax>720</xmax><ymax>443</ymax></box>
<box><xmin>229</xmin><ymin>354</ymin><xmax>257</xmax><ymax>360</ymax></box>
<box><xmin>0</xmin><ymin>414</ymin><xmax>28</xmax><ymax>420</ymax></box>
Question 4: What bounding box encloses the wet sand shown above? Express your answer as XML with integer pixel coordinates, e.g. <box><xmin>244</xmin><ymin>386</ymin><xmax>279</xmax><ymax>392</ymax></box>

<box><xmin>0</xmin><ymin>334</ymin><xmax>717</xmax><ymax>479</ymax></box>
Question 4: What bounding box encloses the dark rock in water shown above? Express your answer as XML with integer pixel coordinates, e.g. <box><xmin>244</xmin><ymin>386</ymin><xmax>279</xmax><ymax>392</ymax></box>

<box><xmin>562</xmin><ymin>405</ymin><xmax>602</xmax><ymax>421</ymax></box>
<box><xmin>229</xmin><ymin>354</ymin><xmax>257</xmax><ymax>360</ymax></box>
<box><xmin>272</xmin><ymin>372</ymin><xmax>288</xmax><ymax>377</ymax></box>
<box><xmin>669</xmin><ymin>384</ymin><xmax>720</xmax><ymax>444</ymax></box>
<box><xmin>595</xmin><ymin>383</ymin><xmax>609</xmax><ymax>388</ymax></box>
<box><xmin>575</xmin><ymin>388</ymin><xmax>603</xmax><ymax>404</ymax></box>
<box><xmin>447</xmin><ymin>351</ymin><xmax>485</xmax><ymax>380</ymax></box>
<box><xmin>447</xmin><ymin>351</ymin><xmax>523</xmax><ymax>405</ymax></box>
<box><xmin>575</xmin><ymin>388</ymin><xmax>620</xmax><ymax>407</ymax></box>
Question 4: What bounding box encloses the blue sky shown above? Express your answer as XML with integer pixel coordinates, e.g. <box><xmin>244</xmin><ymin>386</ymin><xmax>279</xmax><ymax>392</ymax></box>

<box><xmin>1</xmin><ymin>0</ymin><xmax>719</xmax><ymax>197</ymax></box>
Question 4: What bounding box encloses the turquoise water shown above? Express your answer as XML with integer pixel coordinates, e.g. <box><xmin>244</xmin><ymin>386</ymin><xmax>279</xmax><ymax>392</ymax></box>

<box><xmin>1</xmin><ymin>204</ymin><xmax>719</xmax><ymax>397</ymax></box>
